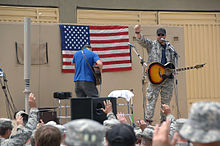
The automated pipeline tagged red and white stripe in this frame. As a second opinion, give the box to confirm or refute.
[62,25,132,73]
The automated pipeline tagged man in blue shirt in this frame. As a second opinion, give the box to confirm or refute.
[72,44,103,97]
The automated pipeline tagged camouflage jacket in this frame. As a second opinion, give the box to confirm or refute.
[166,114,176,138]
[103,112,120,130]
[0,108,38,146]
[137,34,178,67]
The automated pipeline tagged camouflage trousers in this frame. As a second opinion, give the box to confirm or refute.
[145,78,174,122]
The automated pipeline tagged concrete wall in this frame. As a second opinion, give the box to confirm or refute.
[0,0,220,23]
[0,22,186,124]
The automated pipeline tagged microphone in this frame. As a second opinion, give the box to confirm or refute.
[128,42,135,47]
[160,38,169,42]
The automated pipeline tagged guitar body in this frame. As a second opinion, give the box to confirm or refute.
[147,62,175,85]
[93,66,102,85]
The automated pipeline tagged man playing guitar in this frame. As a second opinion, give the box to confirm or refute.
[72,44,103,97]
[134,25,178,123]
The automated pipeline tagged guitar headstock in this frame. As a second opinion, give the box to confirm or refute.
[195,63,206,69]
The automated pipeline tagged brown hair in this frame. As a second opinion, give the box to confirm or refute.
[35,125,61,146]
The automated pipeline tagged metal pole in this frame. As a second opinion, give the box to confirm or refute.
[24,17,31,113]
[175,79,181,118]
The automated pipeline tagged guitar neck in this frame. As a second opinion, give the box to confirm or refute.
[175,66,197,72]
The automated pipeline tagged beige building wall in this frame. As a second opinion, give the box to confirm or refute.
[184,24,220,107]
[0,6,59,23]
[77,9,220,110]
[0,22,186,124]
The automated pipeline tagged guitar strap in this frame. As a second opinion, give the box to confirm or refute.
[81,50,97,80]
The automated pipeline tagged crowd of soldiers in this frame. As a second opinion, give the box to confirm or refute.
[0,92,220,146]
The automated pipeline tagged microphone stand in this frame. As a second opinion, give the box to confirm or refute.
[0,73,17,119]
[130,44,148,120]
[175,78,181,118]
[166,41,181,118]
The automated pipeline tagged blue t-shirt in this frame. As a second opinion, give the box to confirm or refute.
[72,48,100,82]
[161,44,167,65]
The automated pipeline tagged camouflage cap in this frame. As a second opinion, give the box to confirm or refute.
[64,119,105,146]
[141,127,154,141]
[175,118,187,132]
[0,118,13,129]
[180,102,220,143]
[134,128,142,139]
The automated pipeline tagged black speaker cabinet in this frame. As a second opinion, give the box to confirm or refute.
[71,97,117,124]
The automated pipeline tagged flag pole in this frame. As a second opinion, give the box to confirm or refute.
[24,17,31,113]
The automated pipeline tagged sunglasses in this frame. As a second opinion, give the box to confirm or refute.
[157,34,165,36]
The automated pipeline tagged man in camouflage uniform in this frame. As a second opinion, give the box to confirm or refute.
[135,104,176,146]
[180,102,220,146]
[64,119,106,146]
[134,25,178,123]
[0,93,38,146]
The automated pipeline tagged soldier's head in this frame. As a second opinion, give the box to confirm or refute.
[156,28,166,44]
[83,44,92,51]
[35,125,61,146]
[140,128,153,146]
[106,123,137,146]
[45,121,66,144]
[0,118,13,138]
[64,119,105,146]
[180,102,220,146]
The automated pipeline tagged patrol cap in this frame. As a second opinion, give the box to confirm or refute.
[175,118,187,132]
[141,127,154,141]
[64,119,105,146]
[0,118,13,129]
[106,123,137,146]
[83,44,91,49]
[180,102,220,143]
[156,28,166,35]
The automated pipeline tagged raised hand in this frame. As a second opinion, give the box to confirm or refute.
[29,93,37,108]
[136,119,148,131]
[101,100,112,114]
[117,112,128,124]
[161,104,171,116]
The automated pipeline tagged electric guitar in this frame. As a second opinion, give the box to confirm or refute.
[147,62,205,85]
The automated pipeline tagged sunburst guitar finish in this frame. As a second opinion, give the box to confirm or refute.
[147,62,205,85]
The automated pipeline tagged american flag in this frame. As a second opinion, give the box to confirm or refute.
[59,24,132,73]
